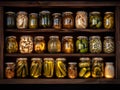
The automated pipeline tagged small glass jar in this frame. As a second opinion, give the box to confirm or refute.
[63,11,74,29]
[75,11,88,29]
[103,36,114,53]
[79,57,91,78]
[92,57,104,78]
[6,11,16,28]
[105,62,115,79]
[89,11,102,29]
[34,36,46,53]
[89,36,102,53]
[29,13,38,29]
[39,10,51,28]
[52,13,62,29]
[55,58,67,78]
[62,36,74,53]
[6,36,18,53]
[48,36,61,53]
[16,11,28,29]
[76,36,88,53]
[68,62,77,79]
[19,35,33,53]
[16,58,28,78]
[30,58,42,78]
[5,62,15,79]
[43,58,54,78]
[104,12,114,29]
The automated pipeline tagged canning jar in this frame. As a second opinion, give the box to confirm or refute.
[16,11,28,29]
[89,11,102,29]
[29,13,38,29]
[75,11,88,29]
[68,62,77,79]
[19,35,33,53]
[34,36,46,53]
[62,36,74,53]
[103,36,114,54]
[39,10,51,28]
[79,57,91,78]
[104,12,114,29]
[105,62,115,79]
[48,36,61,53]
[5,62,15,79]
[52,13,62,29]
[6,11,16,28]
[43,58,54,78]
[63,11,74,29]
[89,36,102,53]
[55,58,67,78]
[6,36,18,53]
[92,57,104,78]
[30,58,42,78]
[76,36,88,53]
[16,58,28,78]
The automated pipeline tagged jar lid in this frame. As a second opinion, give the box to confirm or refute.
[29,13,38,16]
[68,62,77,64]
[90,36,101,39]
[104,12,114,14]
[6,11,15,15]
[5,62,15,65]
[35,36,44,39]
[76,11,87,14]
[49,36,59,39]
[17,58,27,61]
[104,36,114,39]
[105,62,114,64]
[40,10,50,14]
[79,57,90,61]
[56,58,66,61]
[63,11,73,15]
[52,13,61,16]
[93,57,103,61]
[90,11,101,15]
[63,36,73,39]
[7,36,16,39]
[20,35,32,38]
[17,11,27,15]
[77,36,88,39]
[31,58,42,61]
[44,58,54,61]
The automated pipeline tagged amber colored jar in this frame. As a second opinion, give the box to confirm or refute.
[62,11,74,29]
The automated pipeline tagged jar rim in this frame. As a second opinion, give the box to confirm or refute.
[79,57,90,61]
[35,36,44,39]
[76,11,87,14]
[17,11,27,15]
[90,11,101,14]
[29,13,38,16]
[93,57,103,61]
[105,62,114,64]
[77,36,88,39]
[17,58,27,61]
[40,10,50,14]
[56,58,66,61]
[44,58,54,61]
[90,36,100,39]
[7,36,16,39]
[68,62,77,64]
[104,36,114,39]
[5,62,15,65]
[104,12,114,14]
[6,11,15,14]
[31,58,42,61]
[63,11,73,15]
[49,36,59,39]
[52,13,61,16]
[63,36,73,39]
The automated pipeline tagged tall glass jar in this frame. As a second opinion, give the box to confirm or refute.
[48,36,61,53]
[34,36,46,53]
[6,11,16,28]
[52,13,62,29]
[75,11,88,29]
[92,57,104,78]
[76,36,88,53]
[63,11,74,29]
[19,35,33,53]
[6,36,18,53]
[104,12,114,29]
[103,36,114,53]
[89,36,102,53]
[16,11,28,29]
[89,11,102,29]
[43,58,54,78]
[62,36,74,53]
[30,58,42,78]
[55,58,67,78]
[29,13,38,29]
[39,10,51,28]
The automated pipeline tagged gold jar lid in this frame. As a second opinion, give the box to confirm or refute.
[31,58,42,61]
[44,58,54,61]
[79,57,90,61]
[92,57,103,61]
[56,58,66,61]
[5,62,15,65]
[16,58,28,61]
[104,12,114,14]
[68,62,77,64]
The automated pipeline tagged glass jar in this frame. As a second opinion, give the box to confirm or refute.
[75,11,88,29]
[103,36,114,53]
[105,62,115,79]
[89,36,102,53]
[16,58,28,78]
[89,11,102,29]
[104,12,114,29]
[6,11,16,28]
[76,36,88,53]
[55,58,67,78]
[6,36,18,53]
[30,58,42,78]
[5,62,15,79]
[29,13,38,29]
[62,36,74,53]
[48,36,61,53]
[63,11,74,29]
[92,57,104,78]
[19,35,33,53]
[16,11,28,29]
[43,58,54,78]
[79,57,91,78]
[52,13,62,29]
[39,10,51,28]
[68,62,77,79]
[34,36,46,53]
